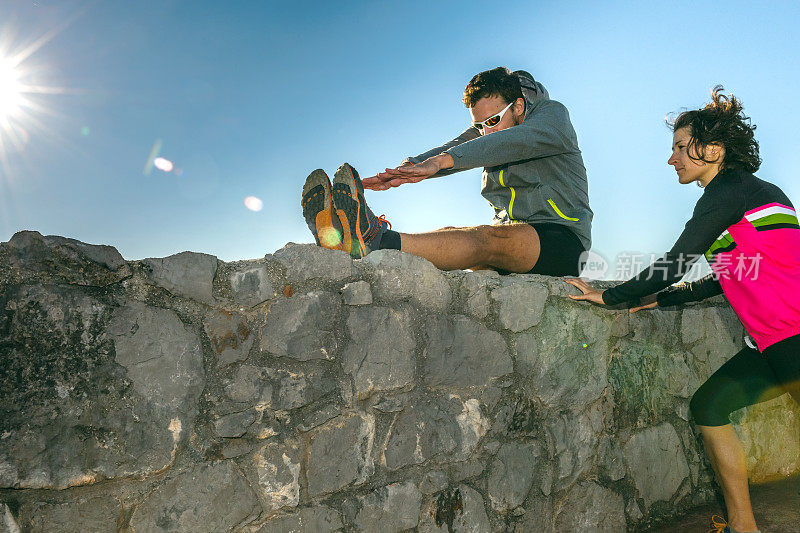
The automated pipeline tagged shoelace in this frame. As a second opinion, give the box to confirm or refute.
[709,514,728,533]
[377,214,391,230]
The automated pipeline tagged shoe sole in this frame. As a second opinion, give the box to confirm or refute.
[302,169,342,250]
[332,163,368,258]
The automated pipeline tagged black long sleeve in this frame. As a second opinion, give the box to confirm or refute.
[602,170,744,306]
[655,274,724,306]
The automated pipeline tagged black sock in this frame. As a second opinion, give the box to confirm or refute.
[380,230,401,250]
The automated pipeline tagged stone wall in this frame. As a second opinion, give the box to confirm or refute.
[0,231,797,532]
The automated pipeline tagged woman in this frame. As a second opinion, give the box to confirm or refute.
[567,86,800,533]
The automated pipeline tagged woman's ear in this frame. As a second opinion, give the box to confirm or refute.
[708,143,725,163]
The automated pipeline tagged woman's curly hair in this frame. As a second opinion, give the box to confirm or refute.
[668,85,761,173]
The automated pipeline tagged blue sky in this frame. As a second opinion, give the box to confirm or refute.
[1,1,799,277]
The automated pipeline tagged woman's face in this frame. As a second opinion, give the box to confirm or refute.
[667,126,722,186]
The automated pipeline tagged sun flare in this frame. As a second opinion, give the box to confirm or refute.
[0,56,24,121]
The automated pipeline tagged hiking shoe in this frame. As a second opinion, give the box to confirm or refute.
[708,515,761,533]
[331,162,391,258]
[301,169,343,250]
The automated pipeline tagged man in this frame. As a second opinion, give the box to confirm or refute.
[301,67,592,275]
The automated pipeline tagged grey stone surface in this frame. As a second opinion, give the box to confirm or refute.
[2,230,129,287]
[487,441,542,512]
[230,265,274,307]
[418,485,491,533]
[252,439,303,512]
[255,505,343,532]
[108,301,205,415]
[17,495,119,533]
[554,481,626,532]
[516,303,609,411]
[274,243,356,283]
[491,281,548,332]
[142,251,217,304]
[354,481,422,532]
[598,436,627,482]
[214,409,257,438]
[203,309,254,366]
[459,272,496,319]
[342,306,415,399]
[341,280,372,305]
[0,287,194,489]
[260,291,341,360]
[364,249,451,312]
[381,396,487,470]
[307,413,375,497]
[5,234,800,531]
[130,461,260,532]
[424,315,512,389]
[549,402,607,491]
[623,423,690,508]
[420,470,449,495]
[225,364,272,404]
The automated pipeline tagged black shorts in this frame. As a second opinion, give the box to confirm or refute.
[495,222,586,276]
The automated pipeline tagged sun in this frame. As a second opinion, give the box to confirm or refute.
[0,56,25,121]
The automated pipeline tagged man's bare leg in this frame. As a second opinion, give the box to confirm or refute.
[399,224,541,272]
[698,424,759,532]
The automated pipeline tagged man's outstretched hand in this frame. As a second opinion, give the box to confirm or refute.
[362,153,454,191]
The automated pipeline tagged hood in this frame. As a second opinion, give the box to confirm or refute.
[513,70,549,118]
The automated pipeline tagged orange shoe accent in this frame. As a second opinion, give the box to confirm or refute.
[315,208,342,250]
[708,515,727,533]
[335,209,359,257]
[377,214,391,230]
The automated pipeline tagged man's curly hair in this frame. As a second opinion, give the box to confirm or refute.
[463,67,523,108]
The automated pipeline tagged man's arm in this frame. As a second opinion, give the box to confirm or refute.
[404,126,481,178]
[446,102,578,171]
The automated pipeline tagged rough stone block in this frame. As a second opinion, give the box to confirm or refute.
[459,272,496,319]
[260,291,341,360]
[341,280,373,305]
[214,409,257,438]
[354,481,423,532]
[491,281,548,332]
[487,441,543,512]
[549,401,607,491]
[274,243,356,283]
[230,265,274,307]
[18,495,119,533]
[204,309,254,366]
[623,423,690,508]
[553,482,626,532]
[418,485,490,533]
[108,301,205,414]
[253,439,303,512]
[130,461,260,532]
[307,413,375,497]
[364,249,451,312]
[3,231,129,287]
[597,436,627,482]
[516,303,609,411]
[343,306,415,399]
[142,251,217,304]
[255,505,343,532]
[424,315,512,389]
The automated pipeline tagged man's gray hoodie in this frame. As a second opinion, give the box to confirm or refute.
[406,70,593,251]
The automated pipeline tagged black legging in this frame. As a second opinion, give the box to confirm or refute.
[690,334,800,426]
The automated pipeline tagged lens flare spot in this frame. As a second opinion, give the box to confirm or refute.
[80,126,90,136]
[319,227,342,248]
[582,343,588,349]
[244,196,263,211]
[153,157,174,172]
